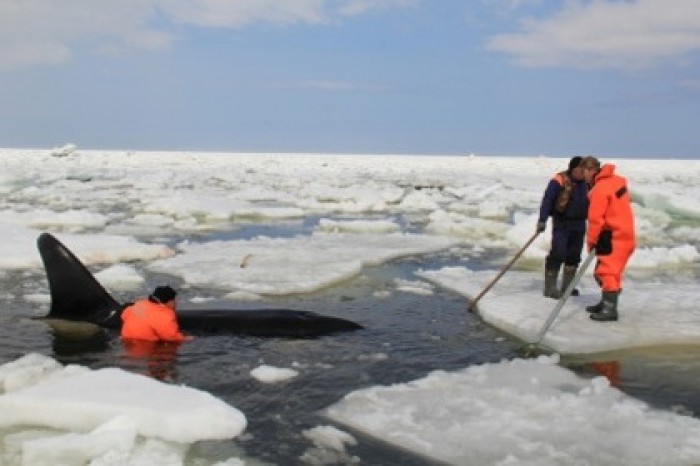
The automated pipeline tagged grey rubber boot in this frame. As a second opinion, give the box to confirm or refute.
[590,291,619,322]
[543,269,561,299]
[561,266,580,296]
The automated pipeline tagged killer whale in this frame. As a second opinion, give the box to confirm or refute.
[37,232,363,338]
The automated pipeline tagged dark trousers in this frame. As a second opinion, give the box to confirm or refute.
[545,228,585,271]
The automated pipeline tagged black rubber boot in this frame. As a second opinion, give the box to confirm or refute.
[590,291,619,322]
[586,297,603,314]
[561,266,580,296]
[543,269,561,299]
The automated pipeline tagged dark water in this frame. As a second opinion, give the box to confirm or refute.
[2,252,700,465]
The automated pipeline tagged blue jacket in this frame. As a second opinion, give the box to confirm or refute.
[538,171,589,231]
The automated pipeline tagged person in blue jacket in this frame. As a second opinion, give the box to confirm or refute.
[537,156,589,299]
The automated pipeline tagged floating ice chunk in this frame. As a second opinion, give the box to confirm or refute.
[150,232,459,295]
[0,355,247,444]
[94,263,145,289]
[317,218,400,234]
[250,365,299,383]
[49,144,77,158]
[326,357,700,465]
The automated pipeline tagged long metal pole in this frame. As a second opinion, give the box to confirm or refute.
[468,231,540,312]
[530,248,596,347]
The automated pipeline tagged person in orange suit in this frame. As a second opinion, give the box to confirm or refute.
[580,156,636,321]
[121,285,192,342]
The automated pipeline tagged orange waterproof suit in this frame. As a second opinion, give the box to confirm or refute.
[121,299,187,342]
[587,164,635,292]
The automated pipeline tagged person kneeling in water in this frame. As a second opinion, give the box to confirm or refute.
[121,285,192,342]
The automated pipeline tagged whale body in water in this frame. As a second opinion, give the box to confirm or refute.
[36,233,363,338]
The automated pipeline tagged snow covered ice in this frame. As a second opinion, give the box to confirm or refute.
[419,267,700,354]
[326,355,700,465]
[0,353,246,465]
[1,148,700,464]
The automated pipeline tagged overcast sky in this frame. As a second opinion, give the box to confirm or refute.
[1,0,698,158]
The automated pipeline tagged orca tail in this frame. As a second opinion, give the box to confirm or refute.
[37,233,122,327]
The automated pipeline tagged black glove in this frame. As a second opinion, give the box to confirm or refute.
[536,221,546,233]
[595,230,613,256]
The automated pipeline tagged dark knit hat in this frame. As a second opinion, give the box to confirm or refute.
[150,285,177,303]
[568,156,583,170]
[580,156,601,170]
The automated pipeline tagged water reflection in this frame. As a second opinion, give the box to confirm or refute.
[563,346,700,416]
[588,360,621,387]
[49,320,110,356]
[120,339,182,381]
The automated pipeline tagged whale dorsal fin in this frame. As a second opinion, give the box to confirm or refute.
[37,233,121,325]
